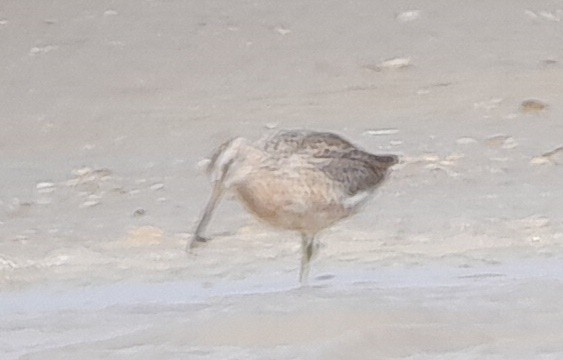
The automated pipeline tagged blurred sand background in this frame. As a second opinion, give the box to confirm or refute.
[1,0,563,358]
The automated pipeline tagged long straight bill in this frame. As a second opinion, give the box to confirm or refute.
[187,181,224,251]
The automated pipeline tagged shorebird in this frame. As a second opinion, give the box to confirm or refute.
[188,130,398,283]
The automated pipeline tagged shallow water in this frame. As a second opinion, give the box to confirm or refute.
[2,257,562,315]
[3,258,563,359]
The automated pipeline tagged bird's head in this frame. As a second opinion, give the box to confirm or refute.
[206,137,249,186]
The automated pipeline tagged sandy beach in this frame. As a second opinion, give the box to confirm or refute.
[1,0,563,358]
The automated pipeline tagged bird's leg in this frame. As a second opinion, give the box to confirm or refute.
[187,181,224,251]
[299,233,317,284]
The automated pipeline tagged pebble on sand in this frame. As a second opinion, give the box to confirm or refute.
[133,208,146,217]
[520,99,548,113]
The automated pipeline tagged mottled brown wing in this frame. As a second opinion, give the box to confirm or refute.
[299,132,356,156]
[319,150,398,195]
[261,130,308,154]
[262,130,356,157]
[261,130,398,194]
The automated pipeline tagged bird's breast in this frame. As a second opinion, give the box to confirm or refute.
[233,167,357,232]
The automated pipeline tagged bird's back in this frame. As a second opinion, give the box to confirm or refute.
[259,130,398,196]
[259,130,355,157]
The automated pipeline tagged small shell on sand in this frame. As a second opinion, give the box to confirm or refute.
[274,26,291,35]
[542,146,563,163]
[150,183,164,191]
[29,45,58,56]
[72,167,93,177]
[73,170,112,185]
[421,154,440,162]
[531,146,563,165]
[456,137,477,145]
[363,128,399,136]
[378,57,411,70]
[396,10,420,22]
[365,58,411,72]
[485,135,518,149]
[36,182,55,193]
[80,198,100,208]
[520,99,548,113]
[530,157,551,165]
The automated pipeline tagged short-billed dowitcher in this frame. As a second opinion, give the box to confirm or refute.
[188,130,398,283]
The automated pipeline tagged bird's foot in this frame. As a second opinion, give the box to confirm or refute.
[185,234,210,251]
[194,234,210,243]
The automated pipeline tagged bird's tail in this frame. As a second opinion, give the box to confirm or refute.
[372,154,399,168]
